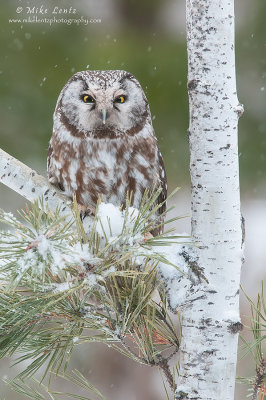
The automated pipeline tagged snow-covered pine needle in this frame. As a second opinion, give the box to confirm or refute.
[0,189,194,396]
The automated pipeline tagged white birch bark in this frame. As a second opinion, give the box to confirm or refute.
[0,148,72,217]
[176,1,244,399]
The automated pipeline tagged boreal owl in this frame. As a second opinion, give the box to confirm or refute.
[47,70,167,234]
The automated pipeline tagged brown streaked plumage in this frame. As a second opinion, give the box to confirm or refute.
[47,70,167,234]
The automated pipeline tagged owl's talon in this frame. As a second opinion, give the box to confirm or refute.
[48,176,65,192]
[144,232,154,242]
[78,204,95,220]
[80,208,95,220]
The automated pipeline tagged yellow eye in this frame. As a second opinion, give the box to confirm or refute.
[115,96,126,103]
[83,95,95,103]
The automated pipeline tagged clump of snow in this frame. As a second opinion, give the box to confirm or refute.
[1,212,19,225]
[66,242,95,265]
[145,243,199,311]
[37,235,50,259]
[156,244,190,310]
[83,273,98,288]
[17,249,46,276]
[95,203,142,247]
[0,228,100,287]
[102,266,116,276]
[34,236,98,275]
[54,282,73,293]
[96,203,124,239]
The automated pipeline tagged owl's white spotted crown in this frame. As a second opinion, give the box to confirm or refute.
[74,70,141,89]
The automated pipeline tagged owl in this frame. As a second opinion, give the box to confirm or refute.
[47,70,167,235]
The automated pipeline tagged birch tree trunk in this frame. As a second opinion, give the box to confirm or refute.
[176,1,244,399]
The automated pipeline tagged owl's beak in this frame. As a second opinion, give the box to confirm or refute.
[101,109,107,125]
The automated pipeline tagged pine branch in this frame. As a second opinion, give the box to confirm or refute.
[158,358,177,392]
[252,358,266,400]
[239,283,266,398]
[7,369,106,400]
[0,147,197,313]
[0,147,197,398]
[0,190,190,397]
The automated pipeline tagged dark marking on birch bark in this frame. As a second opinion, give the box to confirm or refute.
[219,144,230,150]
[202,349,218,357]
[180,249,207,282]
[187,79,199,91]
[175,390,189,399]
[227,321,243,334]
[241,214,245,247]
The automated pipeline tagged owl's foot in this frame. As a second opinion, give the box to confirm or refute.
[78,204,95,220]
[48,176,65,192]
[144,232,154,241]
[48,176,58,185]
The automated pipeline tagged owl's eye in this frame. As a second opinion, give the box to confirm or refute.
[115,95,126,104]
[83,95,95,103]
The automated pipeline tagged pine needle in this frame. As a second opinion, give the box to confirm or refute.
[0,189,188,398]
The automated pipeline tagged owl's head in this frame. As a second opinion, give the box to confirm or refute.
[55,70,151,137]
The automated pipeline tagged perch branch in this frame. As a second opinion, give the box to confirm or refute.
[252,358,266,400]
[0,147,72,216]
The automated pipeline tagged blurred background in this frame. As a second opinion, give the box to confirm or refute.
[0,0,265,398]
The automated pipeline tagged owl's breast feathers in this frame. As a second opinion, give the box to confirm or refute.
[48,126,167,217]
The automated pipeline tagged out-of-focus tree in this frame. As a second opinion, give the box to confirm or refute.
[116,0,162,29]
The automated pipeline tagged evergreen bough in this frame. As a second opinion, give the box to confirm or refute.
[0,189,187,399]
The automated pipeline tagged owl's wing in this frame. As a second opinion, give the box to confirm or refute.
[47,142,61,187]
[150,149,167,236]
[47,142,53,177]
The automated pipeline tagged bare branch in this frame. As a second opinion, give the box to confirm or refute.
[252,358,266,400]
[0,147,72,215]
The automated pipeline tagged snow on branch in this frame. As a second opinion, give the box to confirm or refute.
[0,147,72,217]
[0,147,201,314]
[0,179,195,394]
